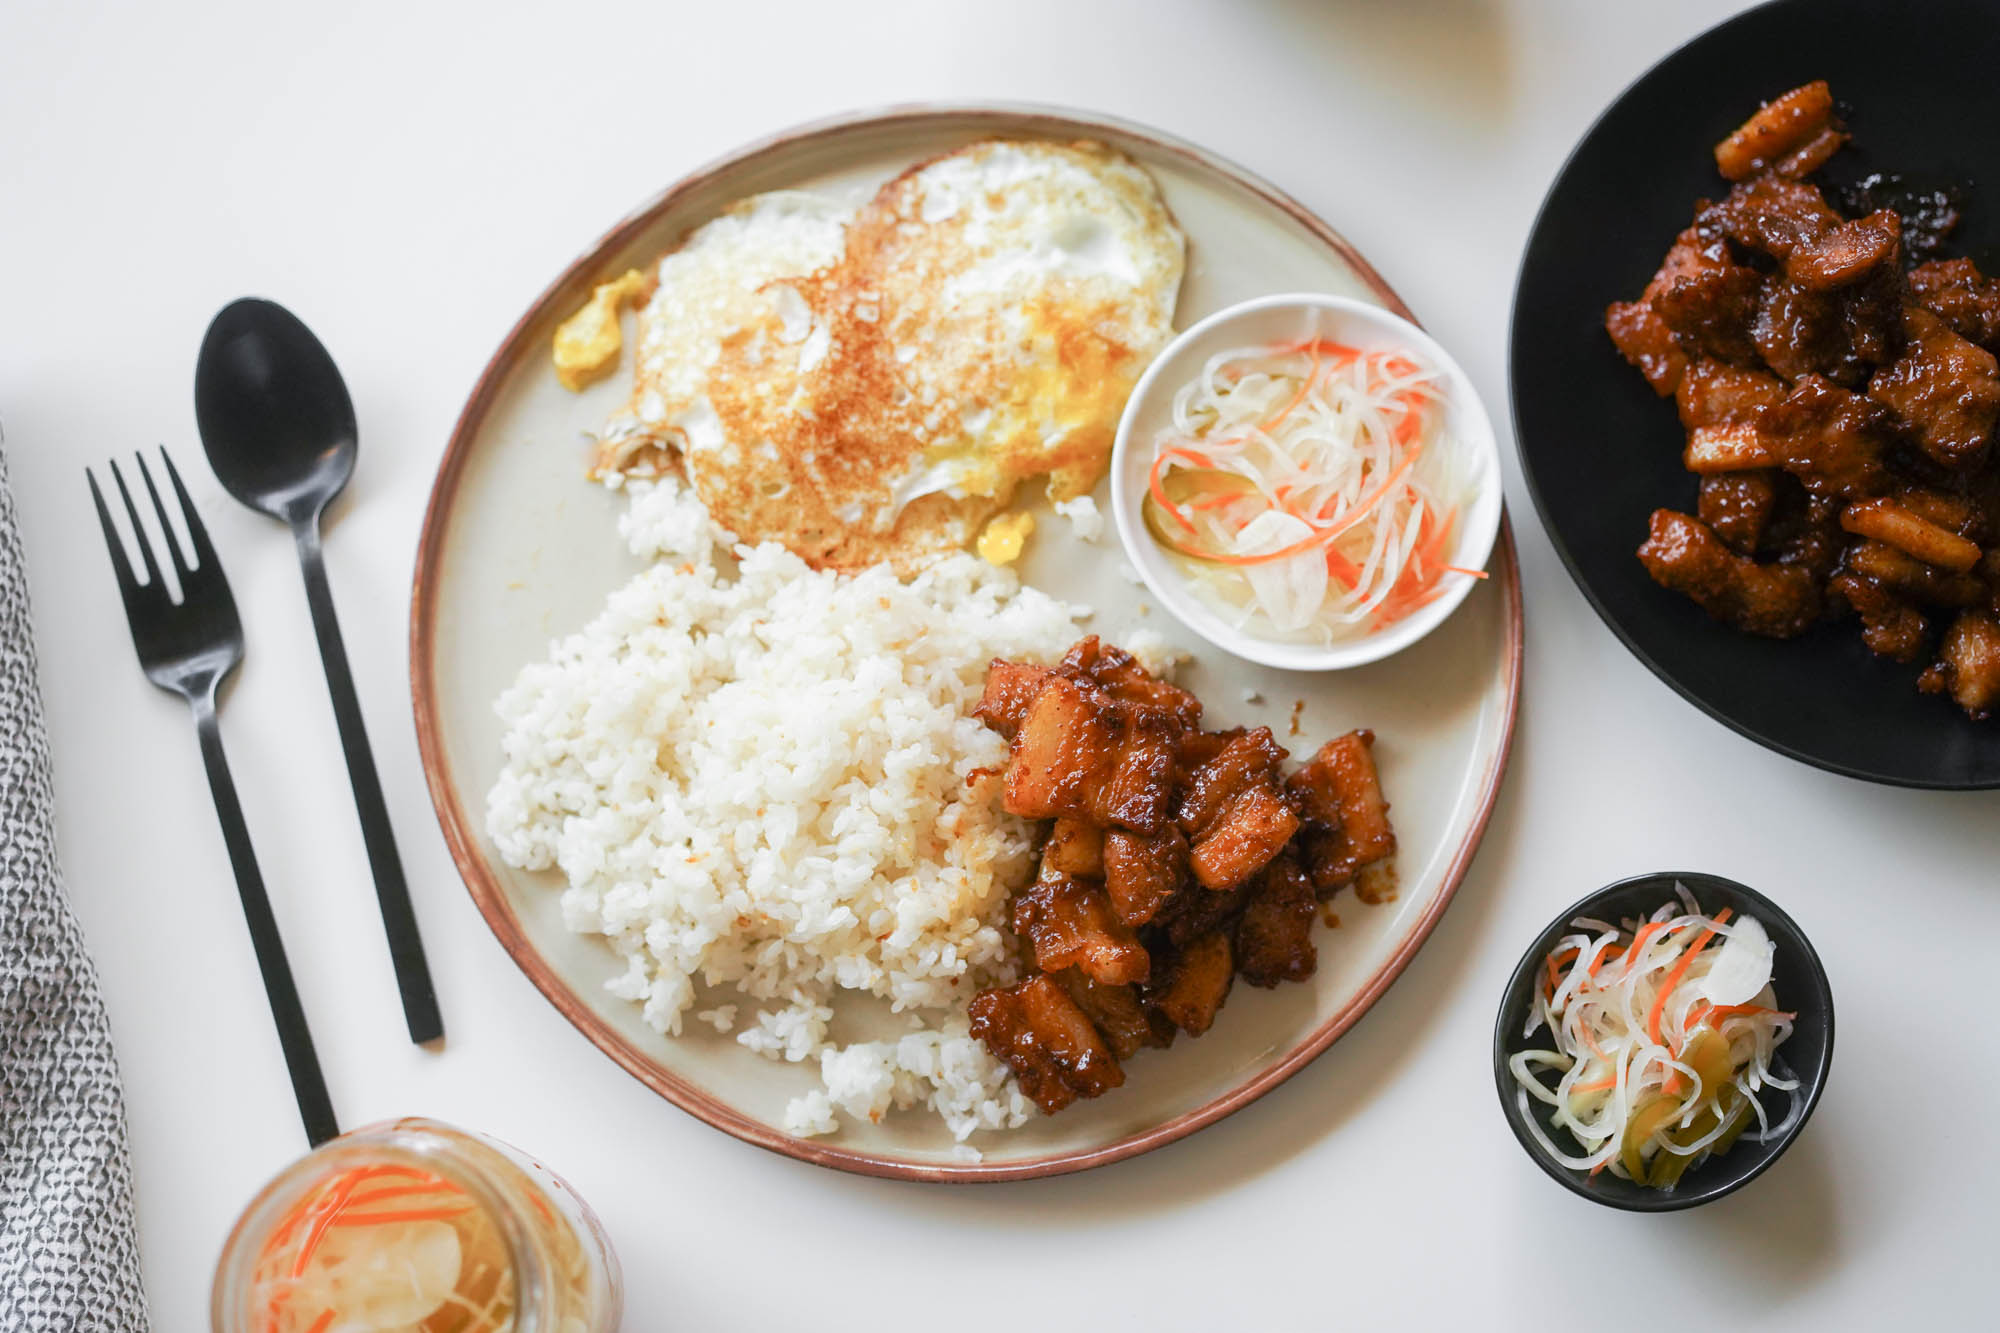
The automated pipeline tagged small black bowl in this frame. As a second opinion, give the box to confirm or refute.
[1492,872,1833,1211]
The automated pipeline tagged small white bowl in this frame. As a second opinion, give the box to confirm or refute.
[1110,293,1502,672]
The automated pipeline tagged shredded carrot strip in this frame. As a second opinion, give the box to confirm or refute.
[1621,922,1669,976]
[344,1181,463,1208]
[1647,909,1732,1045]
[305,1311,336,1333]
[1147,449,1196,534]
[1570,1075,1617,1094]
[290,1173,364,1279]
[1545,946,1579,993]
[1325,548,1362,589]
[330,1205,475,1226]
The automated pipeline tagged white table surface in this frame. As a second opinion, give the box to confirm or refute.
[5,1,1995,1328]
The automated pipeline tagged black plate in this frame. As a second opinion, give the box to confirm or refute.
[1492,872,1834,1212]
[1511,0,2000,788]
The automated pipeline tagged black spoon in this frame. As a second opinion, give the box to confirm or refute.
[195,297,443,1045]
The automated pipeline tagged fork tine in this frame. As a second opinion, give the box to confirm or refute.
[134,450,193,584]
[108,458,163,592]
[86,468,144,607]
[158,447,222,577]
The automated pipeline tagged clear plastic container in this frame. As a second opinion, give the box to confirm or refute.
[212,1117,622,1333]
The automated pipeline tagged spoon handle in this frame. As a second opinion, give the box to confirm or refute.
[192,687,340,1145]
[293,520,444,1044]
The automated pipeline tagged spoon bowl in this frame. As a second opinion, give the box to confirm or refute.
[195,298,356,525]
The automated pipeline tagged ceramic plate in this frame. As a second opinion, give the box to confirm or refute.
[1511,0,2000,788]
[412,105,1522,1179]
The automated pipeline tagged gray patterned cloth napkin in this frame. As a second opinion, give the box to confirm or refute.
[0,441,151,1330]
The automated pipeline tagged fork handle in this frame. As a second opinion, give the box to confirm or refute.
[293,520,444,1044]
[192,691,340,1146]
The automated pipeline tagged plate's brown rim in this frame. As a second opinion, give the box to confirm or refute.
[409,102,1526,1183]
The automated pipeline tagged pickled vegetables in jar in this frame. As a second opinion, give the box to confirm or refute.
[213,1118,620,1333]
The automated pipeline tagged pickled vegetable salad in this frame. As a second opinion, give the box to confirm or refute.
[1508,885,1801,1188]
[1142,339,1482,641]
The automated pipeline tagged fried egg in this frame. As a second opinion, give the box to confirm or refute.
[594,190,852,476]
[608,139,1185,570]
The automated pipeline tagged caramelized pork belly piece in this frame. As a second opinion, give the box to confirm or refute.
[969,975,1124,1114]
[1102,824,1187,927]
[1099,707,1179,833]
[1829,571,1929,662]
[973,659,1054,738]
[1752,269,1903,386]
[1606,226,1733,394]
[1003,674,1181,831]
[1056,636,1202,729]
[1286,730,1396,895]
[1714,81,1842,181]
[1638,509,1822,637]
[1234,855,1319,989]
[1684,422,1778,474]
[1653,260,1764,365]
[1866,308,2000,470]
[1004,675,1119,819]
[1897,487,1990,543]
[1677,360,1787,428]
[1839,496,1982,571]
[1606,298,1688,396]
[1703,175,1840,261]
[1909,258,2000,351]
[1011,866,1149,986]
[1172,726,1238,783]
[1786,210,1901,292]
[1174,728,1299,890]
[1175,728,1288,835]
[1050,968,1173,1062]
[1152,874,1253,949]
[1042,816,1104,877]
[1846,539,1986,608]
[1920,611,2000,718]
[1763,375,1894,503]
[1187,785,1299,891]
[1698,472,1782,554]
[1147,932,1234,1037]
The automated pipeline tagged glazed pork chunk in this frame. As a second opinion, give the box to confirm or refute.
[1146,932,1234,1037]
[1866,308,2000,469]
[1909,258,2000,351]
[969,976,1124,1114]
[1286,730,1397,896]
[1638,510,1821,637]
[1174,728,1298,890]
[1713,80,1844,181]
[1233,855,1319,988]
[1012,865,1149,987]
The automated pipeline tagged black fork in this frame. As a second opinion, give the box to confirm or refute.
[88,448,338,1145]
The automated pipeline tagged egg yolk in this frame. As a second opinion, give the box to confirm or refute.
[976,511,1035,565]
[552,268,650,391]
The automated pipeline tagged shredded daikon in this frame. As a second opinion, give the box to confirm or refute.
[1508,885,1799,1189]
[1142,339,1480,642]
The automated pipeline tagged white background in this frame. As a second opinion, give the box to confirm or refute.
[5,1,1995,1328]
